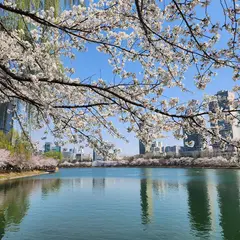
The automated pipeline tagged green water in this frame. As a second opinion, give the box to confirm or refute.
[0,168,239,240]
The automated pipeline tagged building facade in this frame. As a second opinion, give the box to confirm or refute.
[139,140,146,155]
[165,145,181,155]
[183,132,204,152]
[93,150,104,161]
[44,142,52,153]
[0,102,13,134]
[52,146,61,152]
[150,141,162,153]
[209,91,240,150]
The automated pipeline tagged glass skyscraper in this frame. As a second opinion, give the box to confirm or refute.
[209,90,240,150]
[0,102,13,134]
[139,140,146,155]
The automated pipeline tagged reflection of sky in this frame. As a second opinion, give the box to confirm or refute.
[2,168,240,239]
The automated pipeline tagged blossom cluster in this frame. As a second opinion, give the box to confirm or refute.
[0,149,58,170]
[0,0,239,157]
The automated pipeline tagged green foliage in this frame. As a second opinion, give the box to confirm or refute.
[43,151,63,161]
[0,130,32,160]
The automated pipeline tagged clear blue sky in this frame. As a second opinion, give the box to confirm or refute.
[32,1,236,156]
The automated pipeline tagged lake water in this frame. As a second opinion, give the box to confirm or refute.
[0,168,240,240]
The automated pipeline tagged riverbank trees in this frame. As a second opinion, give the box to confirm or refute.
[0,130,58,171]
[0,0,239,158]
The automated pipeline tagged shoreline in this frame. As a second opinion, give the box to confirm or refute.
[59,165,240,170]
[0,170,49,181]
[59,156,240,170]
[1,164,240,180]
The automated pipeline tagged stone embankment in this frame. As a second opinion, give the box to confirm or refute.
[0,170,49,181]
[59,156,240,169]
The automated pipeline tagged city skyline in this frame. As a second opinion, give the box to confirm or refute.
[1,89,239,157]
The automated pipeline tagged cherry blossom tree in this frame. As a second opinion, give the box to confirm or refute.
[0,0,239,158]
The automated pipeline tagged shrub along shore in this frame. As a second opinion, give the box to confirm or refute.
[59,156,240,169]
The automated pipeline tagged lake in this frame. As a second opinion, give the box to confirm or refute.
[0,168,239,240]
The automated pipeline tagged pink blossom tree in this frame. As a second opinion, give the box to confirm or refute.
[0,0,239,157]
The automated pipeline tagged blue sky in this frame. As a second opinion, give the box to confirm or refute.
[32,1,236,156]
[32,44,234,156]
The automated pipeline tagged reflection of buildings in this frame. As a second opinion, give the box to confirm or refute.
[92,169,106,193]
[92,178,105,191]
[217,171,240,240]
[152,179,167,196]
[152,179,181,196]
[186,171,211,237]
[140,169,153,224]
[206,172,219,233]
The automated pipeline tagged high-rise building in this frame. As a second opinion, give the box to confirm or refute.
[62,151,74,161]
[165,145,181,154]
[209,90,240,150]
[93,150,104,161]
[75,153,82,161]
[150,141,162,153]
[139,140,146,155]
[182,106,205,152]
[0,102,13,134]
[52,146,61,152]
[183,131,204,152]
[44,142,52,153]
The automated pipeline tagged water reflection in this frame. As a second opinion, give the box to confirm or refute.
[0,169,240,240]
[217,171,240,240]
[140,169,153,225]
[92,178,105,193]
[0,180,33,239]
[186,170,211,238]
[152,179,180,196]
[0,178,62,239]
[206,171,219,233]
[42,179,62,197]
[152,179,167,196]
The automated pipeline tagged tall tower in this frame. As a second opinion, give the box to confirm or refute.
[0,102,13,134]
[93,150,104,161]
[44,142,52,153]
[139,140,146,155]
[209,90,240,150]
[183,131,204,151]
